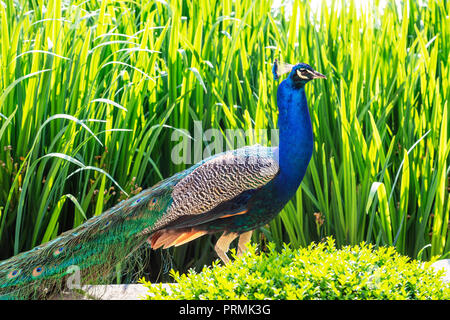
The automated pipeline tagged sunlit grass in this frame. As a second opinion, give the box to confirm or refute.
[0,0,448,281]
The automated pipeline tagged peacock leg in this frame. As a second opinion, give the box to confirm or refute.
[214,232,239,263]
[237,231,252,256]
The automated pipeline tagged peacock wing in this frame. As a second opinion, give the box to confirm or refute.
[147,145,279,249]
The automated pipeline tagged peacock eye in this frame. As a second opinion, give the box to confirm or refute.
[53,246,65,257]
[32,266,45,277]
[7,269,21,279]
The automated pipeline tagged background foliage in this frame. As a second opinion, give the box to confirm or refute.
[0,0,449,282]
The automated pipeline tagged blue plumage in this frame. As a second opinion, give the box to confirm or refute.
[271,63,325,199]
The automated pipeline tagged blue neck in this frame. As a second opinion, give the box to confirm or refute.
[273,81,313,202]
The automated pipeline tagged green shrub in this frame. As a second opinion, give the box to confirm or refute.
[140,238,450,300]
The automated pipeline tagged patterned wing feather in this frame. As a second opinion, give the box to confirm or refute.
[151,145,279,231]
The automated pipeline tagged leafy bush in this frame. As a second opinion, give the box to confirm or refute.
[141,238,450,300]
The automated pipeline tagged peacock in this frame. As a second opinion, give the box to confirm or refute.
[0,60,325,299]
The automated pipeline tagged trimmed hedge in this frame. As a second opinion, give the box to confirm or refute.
[141,238,450,300]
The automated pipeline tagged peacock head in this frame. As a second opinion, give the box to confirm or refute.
[273,60,326,88]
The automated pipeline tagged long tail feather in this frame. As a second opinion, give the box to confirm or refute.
[0,178,176,300]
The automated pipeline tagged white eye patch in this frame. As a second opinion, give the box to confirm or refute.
[296,69,309,80]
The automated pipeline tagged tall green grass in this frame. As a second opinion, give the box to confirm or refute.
[0,0,448,280]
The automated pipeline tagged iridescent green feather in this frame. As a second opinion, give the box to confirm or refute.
[0,174,180,299]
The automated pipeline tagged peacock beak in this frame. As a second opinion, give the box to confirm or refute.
[312,71,326,79]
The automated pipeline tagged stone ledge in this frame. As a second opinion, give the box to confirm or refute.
[431,259,450,283]
[53,283,173,300]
